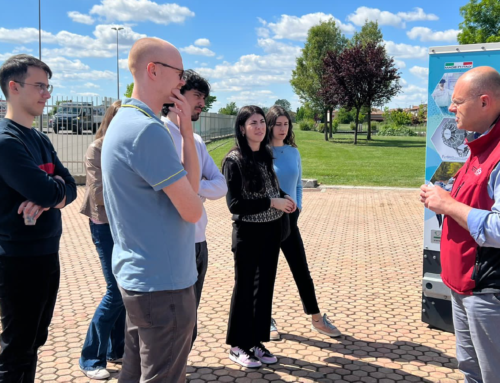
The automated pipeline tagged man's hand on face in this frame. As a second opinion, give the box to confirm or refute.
[420,184,454,215]
[169,89,193,137]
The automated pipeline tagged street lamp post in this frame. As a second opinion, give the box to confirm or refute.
[111,27,124,100]
[39,0,43,131]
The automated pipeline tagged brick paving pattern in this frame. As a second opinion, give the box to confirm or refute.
[31,187,462,382]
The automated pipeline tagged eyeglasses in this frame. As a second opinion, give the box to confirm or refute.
[450,95,481,108]
[13,81,53,95]
[152,61,185,80]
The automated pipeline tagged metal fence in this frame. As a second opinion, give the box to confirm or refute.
[0,96,236,175]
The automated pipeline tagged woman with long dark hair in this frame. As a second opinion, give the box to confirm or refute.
[79,101,125,380]
[223,105,296,368]
[266,105,342,340]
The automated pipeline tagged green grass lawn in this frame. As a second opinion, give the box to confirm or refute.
[207,130,426,188]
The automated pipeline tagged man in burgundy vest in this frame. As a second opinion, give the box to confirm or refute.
[421,66,500,383]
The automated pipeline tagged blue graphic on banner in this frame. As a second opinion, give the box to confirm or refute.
[423,48,500,250]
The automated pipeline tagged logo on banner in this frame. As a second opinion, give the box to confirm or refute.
[445,62,473,69]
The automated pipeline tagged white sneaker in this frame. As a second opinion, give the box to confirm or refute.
[311,314,342,338]
[229,346,262,368]
[80,367,111,380]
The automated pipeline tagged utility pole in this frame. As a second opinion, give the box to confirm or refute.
[111,27,124,100]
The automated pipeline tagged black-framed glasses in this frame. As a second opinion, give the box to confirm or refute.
[152,61,185,80]
[13,81,53,95]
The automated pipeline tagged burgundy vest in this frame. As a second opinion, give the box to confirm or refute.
[441,119,500,294]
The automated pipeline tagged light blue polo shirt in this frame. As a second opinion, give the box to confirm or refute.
[101,98,197,292]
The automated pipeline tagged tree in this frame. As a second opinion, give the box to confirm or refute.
[458,0,500,44]
[203,95,217,112]
[350,20,385,139]
[290,19,348,141]
[218,102,239,115]
[124,83,134,98]
[351,21,383,47]
[321,42,401,145]
[274,99,291,112]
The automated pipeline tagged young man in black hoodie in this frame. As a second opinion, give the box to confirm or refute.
[0,55,77,382]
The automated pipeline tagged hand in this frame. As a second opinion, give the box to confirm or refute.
[420,184,453,215]
[18,201,49,220]
[271,198,295,213]
[169,89,193,136]
[284,195,297,212]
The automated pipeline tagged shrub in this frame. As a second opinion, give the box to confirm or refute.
[298,119,315,131]
[370,121,378,131]
[350,121,356,130]
[376,124,417,136]
[332,119,339,133]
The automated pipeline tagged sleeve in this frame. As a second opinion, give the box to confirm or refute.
[296,150,303,210]
[198,140,228,200]
[85,143,104,206]
[53,149,77,206]
[467,162,500,247]
[0,134,67,208]
[223,158,271,215]
[130,123,187,191]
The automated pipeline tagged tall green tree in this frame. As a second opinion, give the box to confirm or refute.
[458,0,500,44]
[218,102,239,115]
[124,83,134,98]
[274,99,292,112]
[203,95,217,112]
[290,19,348,141]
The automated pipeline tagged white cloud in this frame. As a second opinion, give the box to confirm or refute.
[68,11,95,25]
[257,38,302,56]
[55,70,116,81]
[43,57,90,72]
[384,40,427,59]
[348,7,403,28]
[194,38,210,47]
[227,90,277,107]
[407,27,460,42]
[398,8,439,22]
[84,82,100,89]
[90,0,195,25]
[216,55,224,60]
[180,45,216,57]
[409,66,429,80]
[119,58,129,69]
[1,25,147,59]
[347,7,438,28]
[256,27,270,38]
[394,60,406,69]
[261,13,355,41]
[393,84,427,106]
[0,47,34,61]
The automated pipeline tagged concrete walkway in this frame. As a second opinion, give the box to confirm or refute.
[33,187,462,382]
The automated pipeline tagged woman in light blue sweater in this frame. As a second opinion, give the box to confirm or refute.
[266,105,342,340]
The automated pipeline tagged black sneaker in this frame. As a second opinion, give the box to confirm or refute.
[252,343,278,364]
[229,346,262,368]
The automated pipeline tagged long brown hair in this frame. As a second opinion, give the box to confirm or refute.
[95,100,121,140]
[266,105,297,148]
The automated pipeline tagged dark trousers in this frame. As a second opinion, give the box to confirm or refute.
[226,219,281,349]
[80,222,125,371]
[118,286,196,383]
[280,209,320,315]
[0,253,60,383]
[191,241,208,348]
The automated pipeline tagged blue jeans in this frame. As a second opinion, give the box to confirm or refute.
[452,290,500,383]
[80,221,126,371]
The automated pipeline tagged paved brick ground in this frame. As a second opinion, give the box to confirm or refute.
[31,187,462,382]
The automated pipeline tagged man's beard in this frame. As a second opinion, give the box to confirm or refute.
[191,112,201,121]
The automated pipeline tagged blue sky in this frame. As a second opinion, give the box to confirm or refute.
[0,0,469,111]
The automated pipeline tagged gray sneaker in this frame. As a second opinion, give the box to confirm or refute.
[270,318,280,341]
[311,314,341,338]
